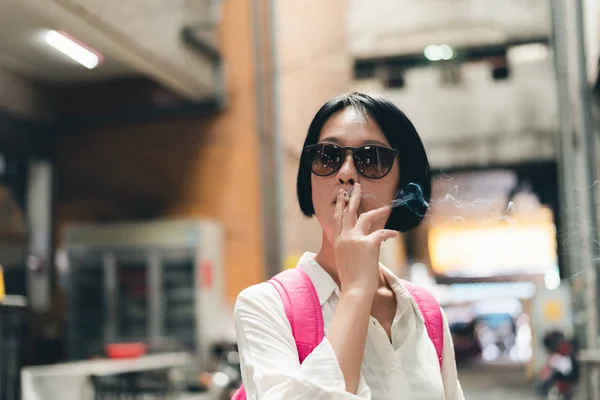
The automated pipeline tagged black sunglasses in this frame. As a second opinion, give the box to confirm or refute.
[304,143,399,180]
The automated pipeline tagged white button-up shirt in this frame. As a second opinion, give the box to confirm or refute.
[234,252,465,400]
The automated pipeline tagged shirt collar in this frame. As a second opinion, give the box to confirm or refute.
[296,252,339,306]
[296,252,420,322]
[380,265,420,321]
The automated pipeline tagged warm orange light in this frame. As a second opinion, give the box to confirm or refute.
[428,222,557,276]
[0,265,4,302]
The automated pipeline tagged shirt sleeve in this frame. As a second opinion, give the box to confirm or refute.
[234,283,371,400]
[440,309,465,400]
[549,354,573,375]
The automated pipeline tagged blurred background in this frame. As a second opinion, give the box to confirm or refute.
[0,0,599,398]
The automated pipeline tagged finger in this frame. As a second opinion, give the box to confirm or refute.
[356,204,392,234]
[368,229,399,245]
[342,184,361,231]
[333,188,347,238]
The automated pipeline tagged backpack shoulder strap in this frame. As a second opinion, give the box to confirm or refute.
[402,281,444,368]
[269,268,325,363]
[231,269,324,400]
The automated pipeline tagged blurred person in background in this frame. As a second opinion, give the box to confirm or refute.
[234,92,464,399]
[535,330,579,399]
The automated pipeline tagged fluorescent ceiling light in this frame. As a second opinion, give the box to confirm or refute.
[44,30,100,69]
[424,44,455,61]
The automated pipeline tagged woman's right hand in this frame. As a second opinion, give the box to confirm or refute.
[333,183,399,297]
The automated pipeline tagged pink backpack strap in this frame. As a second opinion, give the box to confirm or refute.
[231,268,324,400]
[403,281,444,368]
[268,268,325,362]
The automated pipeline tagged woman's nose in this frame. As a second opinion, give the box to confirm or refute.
[337,153,358,185]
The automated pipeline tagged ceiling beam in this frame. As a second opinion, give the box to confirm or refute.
[16,0,214,100]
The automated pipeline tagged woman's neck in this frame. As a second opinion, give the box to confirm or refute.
[315,233,341,288]
[314,232,388,291]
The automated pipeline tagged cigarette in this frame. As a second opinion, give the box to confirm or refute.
[343,190,350,202]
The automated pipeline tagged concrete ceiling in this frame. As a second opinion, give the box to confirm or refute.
[0,0,135,84]
[0,0,218,100]
[347,0,551,58]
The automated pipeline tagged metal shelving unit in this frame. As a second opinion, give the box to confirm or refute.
[63,220,225,369]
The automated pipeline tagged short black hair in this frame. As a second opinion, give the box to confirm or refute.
[296,92,431,232]
[542,330,566,354]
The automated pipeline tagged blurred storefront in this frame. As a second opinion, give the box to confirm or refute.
[0,0,282,373]
[402,168,562,373]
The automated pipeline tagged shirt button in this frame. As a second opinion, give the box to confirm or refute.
[389,362,398,371]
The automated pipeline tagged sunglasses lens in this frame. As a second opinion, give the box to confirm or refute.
[354,146,396,179]
[308,144,343,176]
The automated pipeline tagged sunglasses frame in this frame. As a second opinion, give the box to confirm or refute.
[303,143,399,180]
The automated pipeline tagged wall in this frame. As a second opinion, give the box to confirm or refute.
[585,0,600,82]
[55,0,265,301]
[356,58,558,168]
[347,0,551,57]
[274,0,352,261]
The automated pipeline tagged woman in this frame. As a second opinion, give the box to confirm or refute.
[234,92,464,399]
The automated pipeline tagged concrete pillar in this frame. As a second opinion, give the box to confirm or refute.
[550,0,600,397]
[26,161,54,313]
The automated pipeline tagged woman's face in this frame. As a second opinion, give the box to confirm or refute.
[311,107,400,244]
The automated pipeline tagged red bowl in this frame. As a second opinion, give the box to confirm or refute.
[104,342,148,359]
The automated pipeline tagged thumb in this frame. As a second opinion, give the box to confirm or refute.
[368,229,399,245]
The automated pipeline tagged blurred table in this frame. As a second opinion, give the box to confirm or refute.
[22,351,193,400]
